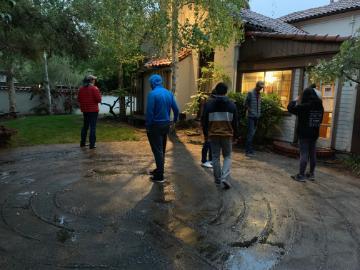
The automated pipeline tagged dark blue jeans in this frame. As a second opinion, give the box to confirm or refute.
[245,117,258,153]
[147,124,170,177]
[299,138,317,175]
[81,112,98,147]
[201,141,212,163]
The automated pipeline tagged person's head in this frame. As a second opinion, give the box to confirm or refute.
[214,82,228,96]
[83,75,97,86]
[310,83,317,89]
[255,81,265,92]
[87,75,97,83]
[301,87,319,104]
[149,74,163,89]
[211,88,217,95]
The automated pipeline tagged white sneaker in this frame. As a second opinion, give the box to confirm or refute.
[201,161,213,168]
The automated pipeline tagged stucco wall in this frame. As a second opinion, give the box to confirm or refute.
[176,52,198,113]
[0,90,76,114]
[143,53,199,116]
[294,11,360,36]
[0,91,40,114]
[214,40,239,91]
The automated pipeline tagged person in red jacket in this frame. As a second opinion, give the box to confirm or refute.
[77,75,102,149]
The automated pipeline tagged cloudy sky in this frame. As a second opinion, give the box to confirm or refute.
[250,0,332,18]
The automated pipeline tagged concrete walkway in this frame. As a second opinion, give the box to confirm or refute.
[0,135,359,270]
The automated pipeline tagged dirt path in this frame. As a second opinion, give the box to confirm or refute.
[0,135,359,270]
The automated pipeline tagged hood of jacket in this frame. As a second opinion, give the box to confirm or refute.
[149,74,163,89]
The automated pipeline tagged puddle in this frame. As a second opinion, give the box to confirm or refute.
[56,229,72,243]
[20,178,35,184]
[225,245,282,270]
[1,171,17,179]
[56,228,77,243]
[17,191,35,196]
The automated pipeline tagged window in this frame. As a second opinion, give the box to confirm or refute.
[241,70,292,108]
[319,83,335,139]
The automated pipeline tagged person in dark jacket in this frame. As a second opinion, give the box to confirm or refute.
[77,75,102,149]
[288,87,324,182]
[200,89,217,169]
[146,74,179,183]
[202,83,239,190]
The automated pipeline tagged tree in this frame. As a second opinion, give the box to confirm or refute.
[0,0,92,114]
[145,0,248,93]
[0,0,45,115]
[311,33,360,85]
[73,0,150,118]
[0,0,15,24]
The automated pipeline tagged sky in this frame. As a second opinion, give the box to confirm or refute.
[249,0,332,18]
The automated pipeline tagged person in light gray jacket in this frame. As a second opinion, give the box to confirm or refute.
[244,81,264,156]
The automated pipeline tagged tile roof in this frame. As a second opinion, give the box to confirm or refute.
[144,49,192,69]
[280,0,360,23]
[240,9,307,34]
[246,31,351,42]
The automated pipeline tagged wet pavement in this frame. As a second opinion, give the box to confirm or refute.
[0,134,359,270]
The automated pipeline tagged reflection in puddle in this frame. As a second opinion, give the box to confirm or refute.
[226,245,281,270]
[17,191,35,196]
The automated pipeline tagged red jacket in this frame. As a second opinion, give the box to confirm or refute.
[77,85,102,112]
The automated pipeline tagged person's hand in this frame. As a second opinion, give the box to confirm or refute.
[295,96,300,102]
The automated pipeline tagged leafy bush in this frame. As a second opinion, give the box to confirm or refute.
[343,155,360,177]
[185,62,231,116]
[228,92,283,143]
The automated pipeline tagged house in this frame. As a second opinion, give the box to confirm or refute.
[136,0,360,153]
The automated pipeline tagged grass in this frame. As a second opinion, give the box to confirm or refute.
[1,114,138,147]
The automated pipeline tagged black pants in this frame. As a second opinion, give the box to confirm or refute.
[201,141,212,163]
[81,112,98,147]
[299,138,317,175]
[147,124,170,177]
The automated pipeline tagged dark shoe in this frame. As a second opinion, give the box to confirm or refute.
[291,174,306,182]
[80,143,88,147]
[222,180,231,190]
[150,175,165,183]
[89,145,96,149]
[149,169,159,175]
[306,173,315,181]
[245,151,255,157]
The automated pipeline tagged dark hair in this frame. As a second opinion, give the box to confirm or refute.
[301,87,320,104]
[310,83,317,89]
[215,82,228,95]
[82,76,90,87]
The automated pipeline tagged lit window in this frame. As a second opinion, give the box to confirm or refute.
[241,70,292,108]
[319,83,335,139]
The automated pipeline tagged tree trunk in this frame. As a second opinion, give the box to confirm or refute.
[6,62,16,115]
[118,64,126,118]
[171,0,179,93]
[43,51,52,114]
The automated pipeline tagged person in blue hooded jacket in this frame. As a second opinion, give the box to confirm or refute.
[146,74,179,183]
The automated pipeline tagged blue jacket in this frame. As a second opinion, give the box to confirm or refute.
[146,74,179,127]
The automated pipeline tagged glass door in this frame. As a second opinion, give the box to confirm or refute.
[318,82,336,148]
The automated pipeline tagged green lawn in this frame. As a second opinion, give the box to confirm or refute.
[1,115,138,147]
